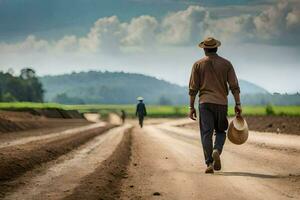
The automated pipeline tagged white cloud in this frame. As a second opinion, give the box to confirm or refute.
[0,35,49,54]
[54,35,78,52]
[286,8,300,28]
[253,0,300,43]
[0,0,300,56]
[204,14,255,44]
[77,15,159,53]
[254,0,288,39]
[78,16,124,53]
[158,5,208,45]
[122,15,158,47]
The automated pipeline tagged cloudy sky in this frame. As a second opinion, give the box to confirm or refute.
[0,0,299,93]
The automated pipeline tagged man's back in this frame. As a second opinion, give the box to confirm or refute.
[189,52,240,105]
[136,102,147,116]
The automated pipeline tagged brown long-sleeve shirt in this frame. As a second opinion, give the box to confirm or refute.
[189,52,240,105]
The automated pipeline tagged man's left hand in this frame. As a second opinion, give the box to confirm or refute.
[189,107,197,120]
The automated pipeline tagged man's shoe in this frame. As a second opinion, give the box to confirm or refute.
[212,149,221,171]
[205,164,214,174]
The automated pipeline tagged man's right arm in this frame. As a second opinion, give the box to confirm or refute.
[143,104,147,116]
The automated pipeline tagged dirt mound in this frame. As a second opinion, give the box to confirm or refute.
[66,110,84,119]
[244,115,300,135]
[31,108,84,119]
[64,128,132,200]
[0,111,47,133]
[1,108,84,119]
[0,110,85,134]
[178,116,300,135]
[0,111,42,120]
[0,124,115,186]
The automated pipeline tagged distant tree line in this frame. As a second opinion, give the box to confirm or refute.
[53,93,85,104]
[0,68,44,102]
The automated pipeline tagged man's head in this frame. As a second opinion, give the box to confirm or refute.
[199,37,221,51]
[137,96,144,102]
[204,47,218,54]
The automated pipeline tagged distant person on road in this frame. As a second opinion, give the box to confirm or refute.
[188,37,242,173]
[121,110,126,124]
[136,97,147,128]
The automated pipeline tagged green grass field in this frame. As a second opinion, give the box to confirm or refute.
[0,102,300,117]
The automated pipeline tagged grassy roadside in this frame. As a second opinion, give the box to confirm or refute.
[0,102,300,117]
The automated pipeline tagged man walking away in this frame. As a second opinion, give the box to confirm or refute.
[121,110,126,124]
[136,97,147,128]
[188,37,242,174]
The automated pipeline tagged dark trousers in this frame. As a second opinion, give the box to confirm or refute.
[138,115,144,127]
[199,103,228,166]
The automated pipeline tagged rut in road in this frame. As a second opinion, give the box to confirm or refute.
[0,122,105,149]
[64,125,132,200]
[3,125,132,200]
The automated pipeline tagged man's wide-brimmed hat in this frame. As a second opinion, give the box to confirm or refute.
[227,116,249,145]
[198,37,221,49]
[137,96,144,101]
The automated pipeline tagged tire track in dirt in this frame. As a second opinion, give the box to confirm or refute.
[3,125,132,200]
[0,122,105,149]
[0,123,115,195]
[64,125,132,200]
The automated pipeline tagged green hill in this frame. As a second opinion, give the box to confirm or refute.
[40,71,187,105]
[40,71,270,105]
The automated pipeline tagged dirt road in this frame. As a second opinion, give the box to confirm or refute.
[122,120,300,200]
[1,119,299,200]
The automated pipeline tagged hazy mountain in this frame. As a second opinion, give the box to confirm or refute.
[239,80,269,94]
[40,71,269,105]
